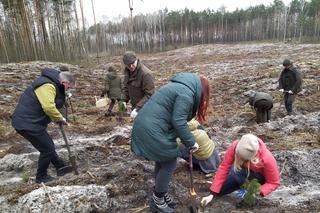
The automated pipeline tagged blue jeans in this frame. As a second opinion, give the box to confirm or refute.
[217,167,265,196]
[154,159,177,195]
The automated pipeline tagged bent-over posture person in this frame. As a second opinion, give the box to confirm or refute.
[178,118,221,174]
[12,68,75,183]
[201,134,280,206]
[249,92,273,123]
[131,73,211,212]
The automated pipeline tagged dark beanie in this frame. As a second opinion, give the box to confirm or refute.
[283,59,292,66]
[123,51,137,65]
[59,65,69,71]
[108,65,116,72]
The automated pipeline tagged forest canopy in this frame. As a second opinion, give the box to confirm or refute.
[0,0,319,63]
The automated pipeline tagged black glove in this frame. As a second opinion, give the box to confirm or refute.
[56,118,68,126]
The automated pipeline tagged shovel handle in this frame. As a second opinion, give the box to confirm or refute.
[189,149,196,196]
[59,124,79,175]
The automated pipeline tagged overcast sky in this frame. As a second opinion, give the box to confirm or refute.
[81,0,291,25]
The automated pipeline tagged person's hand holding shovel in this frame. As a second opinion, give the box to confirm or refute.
[56,117,68,126]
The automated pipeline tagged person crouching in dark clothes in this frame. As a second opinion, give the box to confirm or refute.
[249,92,273,123]
[11,68,75,184]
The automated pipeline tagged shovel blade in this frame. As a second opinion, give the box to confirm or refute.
[70,155,79,175]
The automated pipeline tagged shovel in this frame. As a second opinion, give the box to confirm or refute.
[188,148,198,213]
[59,124,79,175]
[189,148,197,196]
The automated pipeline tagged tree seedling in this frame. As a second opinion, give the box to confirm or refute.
[240,179,261,207]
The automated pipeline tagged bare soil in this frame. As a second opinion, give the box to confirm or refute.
[0,42,319,212]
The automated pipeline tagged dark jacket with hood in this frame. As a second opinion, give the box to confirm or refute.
[249,92,273,109]
[123,60,155,110]
[12,69,65,132]
[279,66,302,94]
[131,73,202,162]
[104,71,123,99]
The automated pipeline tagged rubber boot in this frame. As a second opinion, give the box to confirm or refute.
[150,193,174,213]
[57,165,73,176]
[35,175,55,184]
[164,193,178,209]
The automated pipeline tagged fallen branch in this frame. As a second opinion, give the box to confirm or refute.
[41,183,54,204]
[131,205,149,213]
[279,158,287,176]
[86,171,96,180]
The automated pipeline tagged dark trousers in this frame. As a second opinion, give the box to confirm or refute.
[284,93,296,113]
[255,100,273,123]
[217,167,265,196]
[107,98,120,112]
[154,159,177,195]
[17,129,65,178]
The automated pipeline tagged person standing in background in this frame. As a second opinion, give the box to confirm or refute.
[278,59,302,115]
[122,51,155,118]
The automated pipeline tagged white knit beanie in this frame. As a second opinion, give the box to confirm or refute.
[235,134,259,161]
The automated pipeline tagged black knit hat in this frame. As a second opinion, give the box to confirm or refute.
[123,51,137,65]
[59,65,69,71]
[283,59,292,66]
[108,65,116,72]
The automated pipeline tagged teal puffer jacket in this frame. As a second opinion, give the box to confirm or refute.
[131,73,202,162]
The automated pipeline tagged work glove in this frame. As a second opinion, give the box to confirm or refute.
[288,90,293,94]
[130,108,138,118]
[201,194,214,207]
[56,118,68,126]
[191,142,199,152]
[235,189,247,199]
[66,91,72,99]
[279,89,284,93]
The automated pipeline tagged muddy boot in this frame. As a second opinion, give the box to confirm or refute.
[35,175,55,184]
[105,110,113,117]
[164,193,178,209]
[150,193,174,213]
[57,165,73,176]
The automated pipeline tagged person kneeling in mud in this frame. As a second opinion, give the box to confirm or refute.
[177,119,221,174]
[201,134,280,207]
[248,92,273,124]
[100,65,126,116]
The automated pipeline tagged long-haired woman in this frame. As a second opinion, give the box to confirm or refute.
[131,73,211,212]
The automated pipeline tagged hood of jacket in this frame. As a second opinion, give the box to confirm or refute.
[170,73,202,115]
[107,71,118,80]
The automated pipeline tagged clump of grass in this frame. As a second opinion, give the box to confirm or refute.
[21,169,31,183]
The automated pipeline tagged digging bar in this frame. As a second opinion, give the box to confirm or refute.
[59,124,79,175]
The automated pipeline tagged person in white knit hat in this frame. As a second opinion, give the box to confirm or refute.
[201,133,280,206]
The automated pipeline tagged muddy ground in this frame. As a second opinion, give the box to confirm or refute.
[0,43,319,212]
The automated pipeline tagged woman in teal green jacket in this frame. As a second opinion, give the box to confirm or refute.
[131,73,211,212]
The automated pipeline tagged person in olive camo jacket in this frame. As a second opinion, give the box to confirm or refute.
[101,65,125,116]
